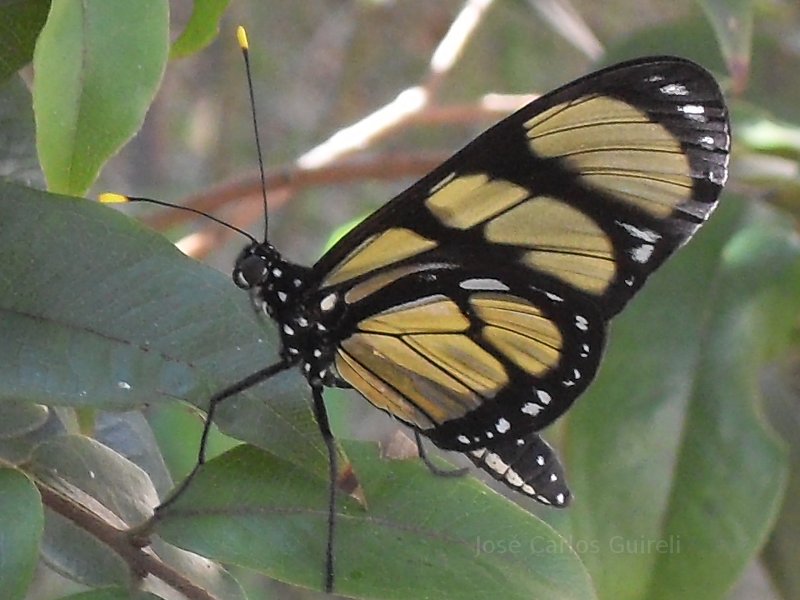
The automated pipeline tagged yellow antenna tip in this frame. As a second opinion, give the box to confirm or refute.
[99,192,129,204]
[237,26,249,50]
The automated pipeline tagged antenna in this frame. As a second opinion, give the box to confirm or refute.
[99,193,259,244]
[237,26,270,242]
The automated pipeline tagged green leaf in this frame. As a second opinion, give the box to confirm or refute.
[0,0,51,82]
[0,468,44,600]
[599,16,725,74]
[745,32,800,124]
[157,441,596,599]
[762,362,800,600]
[0,181,327,481]
[697,0,754,88]
[32,0,169,195]
[0,76,42,185]
[29,435,246,598]
[560,196,798,600]
[323,213,368,253]
[32,436,154,587]
[0,400,49,438]
[170,0,231,59]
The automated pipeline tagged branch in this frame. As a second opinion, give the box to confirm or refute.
[296,0,496,169]
[37,480,218,600]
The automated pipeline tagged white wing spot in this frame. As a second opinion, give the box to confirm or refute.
[660,82,688,95]
[679,104,705,114]
[522,483,536,495]
[296,316,309,327]
[460,278,510,291]
[679,104,707,122]
[545,292,564,302]
[536,455,545,466]
[521,402,542,416]
[486,431,494,439]
[283,324,295,336]
[617,221,661,243]
[575,315,589,331]
[495,418,511,433]
[631,243,655,264]
[573,368,581,380]
[550,473,558,482]
[272,267,283,277]
[537,494,552,505]
[277,291,288,302]
[536,389,552,405]
[313,349,322,358]
[516,438,525,446]
[555,493,566,505]
[457,435,470,445]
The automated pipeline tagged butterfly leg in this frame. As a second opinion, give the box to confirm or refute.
[310,384,337,593]
[414,430,468,478]
[154,359,292,514]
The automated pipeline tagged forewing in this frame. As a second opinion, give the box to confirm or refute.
[313,56,729,319]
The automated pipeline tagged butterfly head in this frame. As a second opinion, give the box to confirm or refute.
[232,241,280,290]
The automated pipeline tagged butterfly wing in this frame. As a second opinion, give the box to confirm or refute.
[330,263,604,449]
[308,56,729,500]
[312,56,729,317]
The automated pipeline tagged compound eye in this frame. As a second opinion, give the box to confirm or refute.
[233,253,267,289]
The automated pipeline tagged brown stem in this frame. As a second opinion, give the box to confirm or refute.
[37,482,218,600]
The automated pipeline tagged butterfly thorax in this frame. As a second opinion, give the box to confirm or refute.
[233,241,345,386]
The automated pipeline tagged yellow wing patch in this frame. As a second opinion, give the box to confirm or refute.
[525,95,692,218]
[322,228,437,287]
[337,334,485,429]
[484,195,616,294]
[424,173,618,296]
[470,293,563,376]
[425,174,530,229]
[357,295,470,334]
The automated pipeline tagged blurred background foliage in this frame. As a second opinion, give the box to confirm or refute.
[2,0,800,599]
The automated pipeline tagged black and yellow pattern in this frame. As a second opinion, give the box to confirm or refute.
[233,56,729,507]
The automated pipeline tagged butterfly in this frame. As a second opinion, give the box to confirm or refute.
[118,53,729,593]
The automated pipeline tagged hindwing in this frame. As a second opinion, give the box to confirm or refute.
[330,264,604,450]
